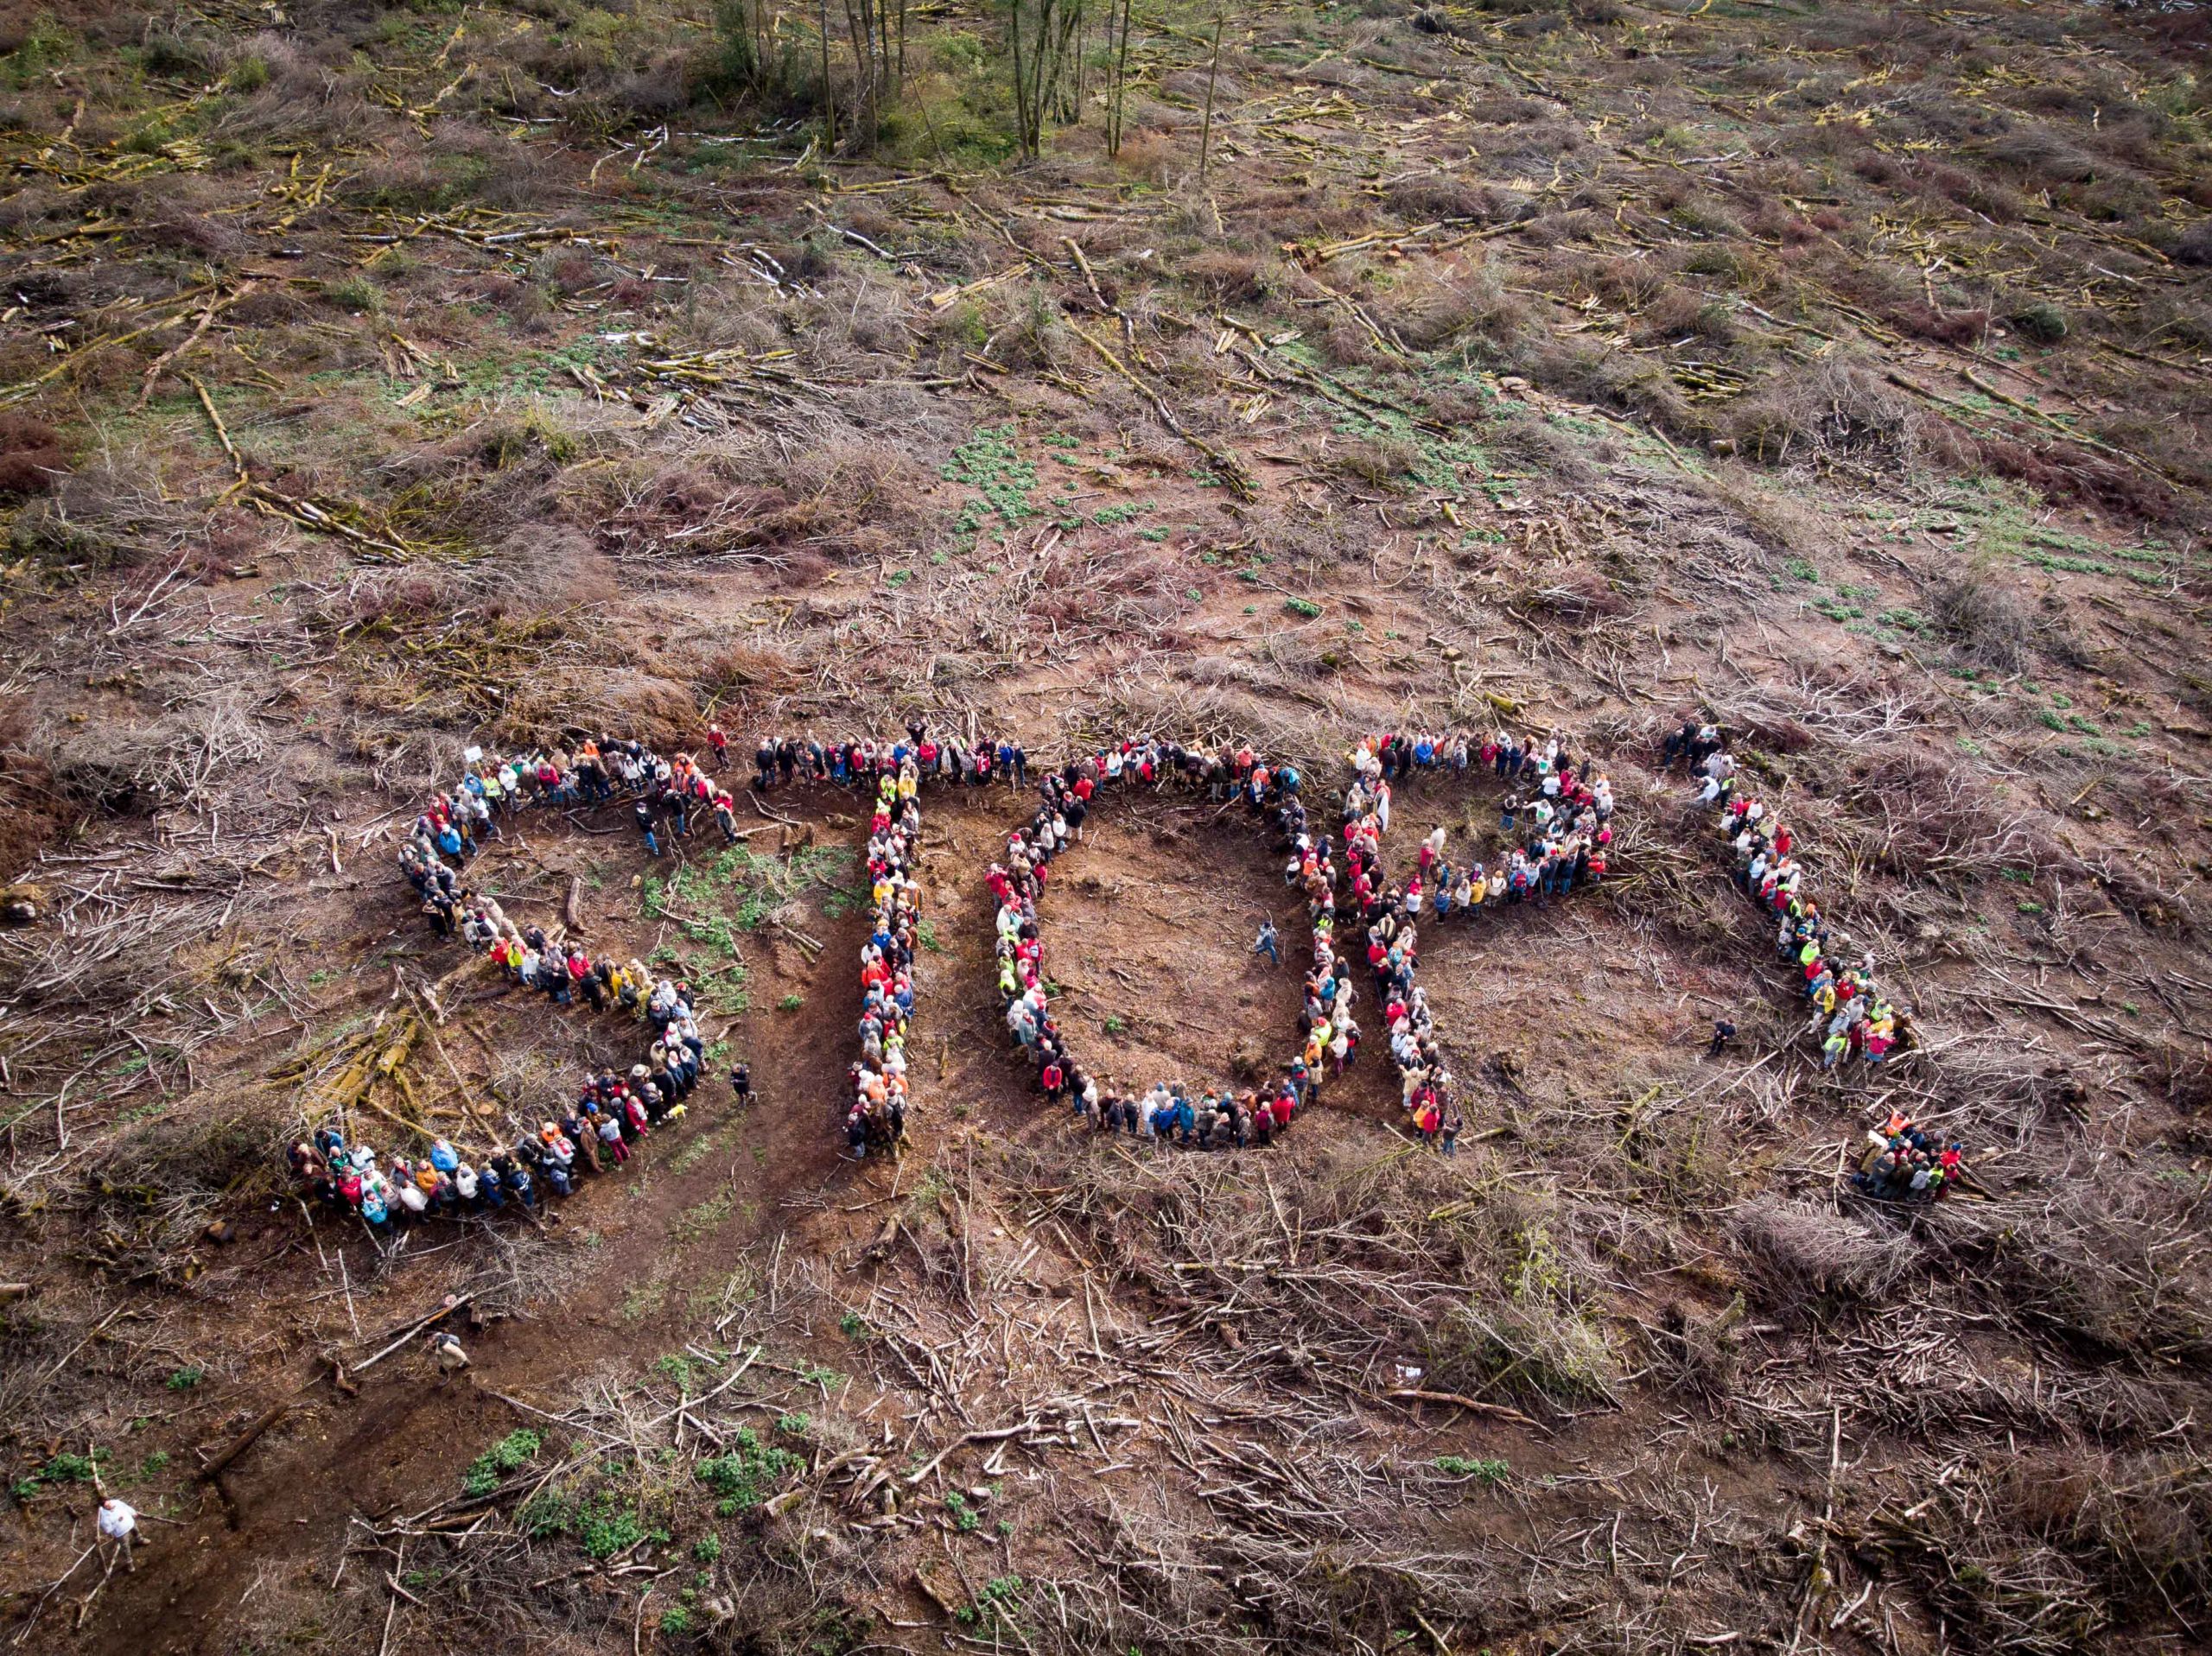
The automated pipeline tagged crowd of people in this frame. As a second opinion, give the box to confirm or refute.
[989,738,1322,1152]
[286,1039,713,1231]
[1341,731,1618,920]
[1340,730,1616,1149]
[984,728,1619,1154]
[397,735,753,871]
[1851,1107,1966,1201]
[290,707,1959,1214]
[752,731,1036,791]
[296,734,744,1230]
[297,722,946,1228]
[1666,715,1961,1202]
[838,723,929,1160]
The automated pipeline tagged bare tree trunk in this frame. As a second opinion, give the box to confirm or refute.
[1198,4,1225,183]
[1054,0,1084,123]
[1011,0,1084,157]
[818,0,836,150]
[1076,0,1089,117]
[1010,0,1033,158]
[1027,0,1055,155]
[1105,0,1135,156]
[841,0,880,149]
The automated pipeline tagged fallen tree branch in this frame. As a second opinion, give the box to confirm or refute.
[1066,321,1256,500]
[351,1293,474,1376]
[1382,1388,1543,1431]
[904,1417,1044,1486]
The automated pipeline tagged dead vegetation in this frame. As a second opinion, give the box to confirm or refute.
[0,0,2205,1650]
[1927,562,2038,673]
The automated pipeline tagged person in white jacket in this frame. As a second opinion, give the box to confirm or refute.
[97,1496,137,1571]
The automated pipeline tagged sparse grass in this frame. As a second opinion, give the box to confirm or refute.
[663,1125,729,1175]
[670,1191,734,1247]
[323,275,383,316]
[953,1574,1023,1630]
[944,424,1040,540]
[644,844,854,972]
[13,1448,109,1499]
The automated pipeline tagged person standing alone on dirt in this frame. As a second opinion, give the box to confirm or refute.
[1253,918,1281,966]
[96,1496,137,1573]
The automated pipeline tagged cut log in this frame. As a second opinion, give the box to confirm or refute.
[197,1400,292,1481]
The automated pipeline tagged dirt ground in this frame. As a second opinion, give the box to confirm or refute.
[2,1,2209,1652]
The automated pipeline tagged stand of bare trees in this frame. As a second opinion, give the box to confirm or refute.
[712,0,902,151]
[839,0,906,150]
[711,0,1166,164]
[712,0,775,92]
[1008,0,1086,160]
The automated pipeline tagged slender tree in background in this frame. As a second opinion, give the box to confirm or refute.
[1198,3,1225,181]
[1008,0,1077,158]
[840,0,899,149]
[818,0,836,149]
[1009,0,1032,155]
[712,0,766,90]
[1055,0,1086,122]
[1104,0,1136,157]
